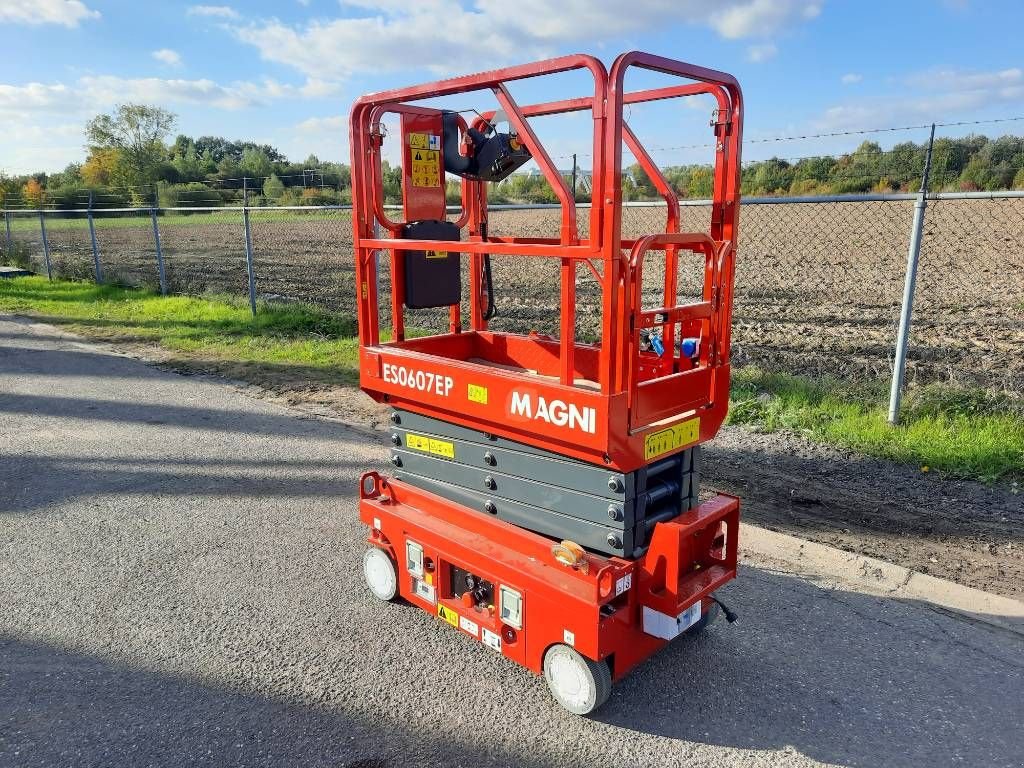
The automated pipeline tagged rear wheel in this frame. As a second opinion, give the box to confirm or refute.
[363,547,398,602]
[543,644,612,715]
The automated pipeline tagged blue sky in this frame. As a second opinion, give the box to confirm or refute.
[2,0,1023,175]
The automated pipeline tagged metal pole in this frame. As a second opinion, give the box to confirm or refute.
[4,210,11,258]
[87,191,103,284]
[38,211,52,281]
[242,180,257,317]
[887,123,935,425]
[150,192,166,296]
[571,153,577,201]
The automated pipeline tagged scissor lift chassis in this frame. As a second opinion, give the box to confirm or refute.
[360,473,739,694]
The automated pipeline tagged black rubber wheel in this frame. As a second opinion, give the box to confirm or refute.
[542,644,612,715]
[685,601,720,636]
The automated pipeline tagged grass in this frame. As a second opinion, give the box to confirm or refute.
[0,275,363,384]
[1,275,1020,483]
[728,368,1023,482]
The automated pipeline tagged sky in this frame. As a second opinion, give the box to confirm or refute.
[1,0,1023,176]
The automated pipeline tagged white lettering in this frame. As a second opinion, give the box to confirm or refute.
[381,363,452,398]
[508,391,596,434]
[511,391,532,418]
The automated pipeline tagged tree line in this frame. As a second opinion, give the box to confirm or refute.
[2,104,1022,209]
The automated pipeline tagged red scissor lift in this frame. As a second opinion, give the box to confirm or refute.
[351,51,743,714]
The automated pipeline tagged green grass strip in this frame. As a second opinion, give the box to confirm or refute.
[728,368,1023,482]
[0,275,362,384]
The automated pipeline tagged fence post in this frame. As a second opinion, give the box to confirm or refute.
[242,180,257,317]
[4,209,11,258]
[887,123,935,425]
[150,191,167,296]
[571,153,578,201]
[38,211,53,281]
[87,191,103,284]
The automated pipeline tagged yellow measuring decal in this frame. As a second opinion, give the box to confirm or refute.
[438,604,459,627]
[467,384,488,405]
[643,417,700,460]
[406,432,455,459]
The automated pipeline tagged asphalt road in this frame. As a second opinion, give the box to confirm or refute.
[1,315,1022,768]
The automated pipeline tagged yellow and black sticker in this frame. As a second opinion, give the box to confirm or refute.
[411,148,441,187]
[467,384,488,405]
[406,432,455,459]
[438,604,459,627]
[425,250,448,260]
[643,417,700,460]
[408,132,429,149]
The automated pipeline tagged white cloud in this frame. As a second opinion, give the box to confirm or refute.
[152,49,183,67]
[297,115,346,133]
[815,67,1024,132]
[0,75,334,119]
[236,1,823,80]
[0,0,99,27]
[299,78,342,98]
[841,73,862,84]
[714,0,821,38]
[747,43,778,62]
[186,5,239,19]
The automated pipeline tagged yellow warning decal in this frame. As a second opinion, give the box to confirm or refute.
[468,384,488,405]
[406,432,455,459]
[408,132,429,149]
[411,148,441,187]
[643,417,700,461]
[425,250,448,260]
[438,603,459,627]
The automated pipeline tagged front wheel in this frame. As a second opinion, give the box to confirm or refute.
[543,644,612,715]
[363,547,398,602]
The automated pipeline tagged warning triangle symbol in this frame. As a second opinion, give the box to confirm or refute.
[415,151,422,160]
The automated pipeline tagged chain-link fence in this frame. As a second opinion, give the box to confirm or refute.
[3,193,1023,397]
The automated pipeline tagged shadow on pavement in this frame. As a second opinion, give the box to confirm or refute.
[0,635,544,768]
[0,452,375,514]
[599,565,1024,767]
[0,392,356,442]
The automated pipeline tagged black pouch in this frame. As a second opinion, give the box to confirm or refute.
[401,220,461,309]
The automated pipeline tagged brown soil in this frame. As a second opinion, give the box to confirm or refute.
[27,199,1024,392]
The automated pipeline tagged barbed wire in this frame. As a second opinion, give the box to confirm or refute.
[550,115,1024,161]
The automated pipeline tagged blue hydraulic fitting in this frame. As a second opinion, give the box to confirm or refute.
[680,337,700,358]
[650,334,665,356]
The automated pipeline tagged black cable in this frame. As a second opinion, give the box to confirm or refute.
[482,254,496,321]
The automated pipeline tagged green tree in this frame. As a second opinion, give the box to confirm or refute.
[240,147,274,180]
[1013,166,1024,190]
[85,104,176,188]
[263,173,285,200]
[687,167,714,198]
